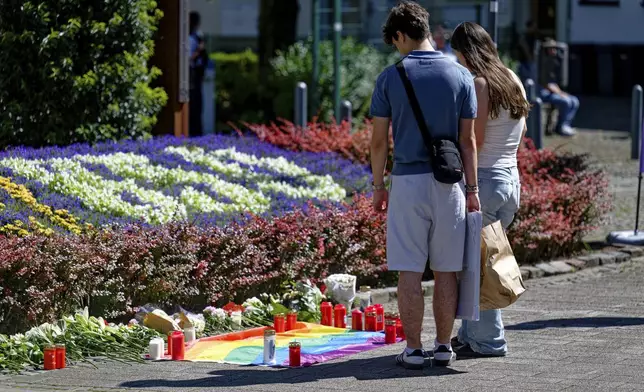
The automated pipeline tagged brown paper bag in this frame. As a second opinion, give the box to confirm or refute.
[480,221,526,311]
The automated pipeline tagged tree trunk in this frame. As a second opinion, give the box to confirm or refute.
[258,0,300,120]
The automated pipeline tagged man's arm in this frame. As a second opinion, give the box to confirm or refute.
[459,118,477,187]
[370,117,390,186]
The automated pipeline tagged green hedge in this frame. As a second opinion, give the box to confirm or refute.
[212,39,398,129]
[0,0,167,148]
[211,50,264,131]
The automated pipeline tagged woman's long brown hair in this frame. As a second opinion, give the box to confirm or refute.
[450,22,530,120]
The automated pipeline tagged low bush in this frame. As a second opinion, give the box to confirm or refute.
[509,140,611,263]
[247,119,611,263]
[0,195,391,334]
[245,118,394,174]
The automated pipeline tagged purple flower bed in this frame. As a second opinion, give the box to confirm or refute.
[0,135,371,232]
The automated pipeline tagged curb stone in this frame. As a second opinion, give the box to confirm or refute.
[370,246,644,304]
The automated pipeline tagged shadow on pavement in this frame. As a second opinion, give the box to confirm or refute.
[119,355,465,389]
[506,317,644,330]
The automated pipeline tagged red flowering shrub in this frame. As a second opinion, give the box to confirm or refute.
[0,196,391,334]
[509,139,611,263]
[243,118,394,173]
[246,118,611,263]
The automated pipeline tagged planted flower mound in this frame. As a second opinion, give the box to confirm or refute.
[0,135,371,234]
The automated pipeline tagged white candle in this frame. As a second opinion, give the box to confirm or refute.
[148,338,164,360]
[184,327,196,343]
[231,311,242,326]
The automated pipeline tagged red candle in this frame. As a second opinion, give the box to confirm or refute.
[274,313,286,333]
[55,344,66,369]
[170,331,185,360]
[320,302,333,326]
[43,346,56,370]
[289,341,301,367]
[374,304,385,331]
[286,311,298,331]
[351,309,363,330]
[334,304,346,328]
[365,311,377,332]
[385,320,397,344]
[394,313,405,340]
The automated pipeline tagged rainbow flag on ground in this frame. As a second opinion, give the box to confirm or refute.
[183,322,399,367]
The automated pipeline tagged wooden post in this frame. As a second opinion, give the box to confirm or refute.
[151,0,190,137]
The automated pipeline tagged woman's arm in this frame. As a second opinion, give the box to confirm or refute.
[473,77,489,150]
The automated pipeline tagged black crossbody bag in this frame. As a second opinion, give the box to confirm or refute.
[395,60,464,184]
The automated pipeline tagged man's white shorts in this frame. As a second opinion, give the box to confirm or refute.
[387,173,466,273]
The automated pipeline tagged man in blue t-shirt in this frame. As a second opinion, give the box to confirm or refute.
[369,1,479,369]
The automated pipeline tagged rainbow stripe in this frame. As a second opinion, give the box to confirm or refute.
[183,322,398,367]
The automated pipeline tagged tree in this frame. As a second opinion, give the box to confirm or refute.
[0,0,167,148]
[257,0,300,119]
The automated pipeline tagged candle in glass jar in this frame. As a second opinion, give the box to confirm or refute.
[385,320,397,344]
[43,345,56,370]
[374,304,385,331]
[289,341,301,367]
[149,338,164,360]
[170,331,185,360]
[334,304,346,328]
[231,310,243,326]
[274,313,286,333]
[320,302,333,326]
[351,309,363,330]
[393,313,405,340]
[263,329,276,365]
[55,344,66,369]
[365,311,377,331]
[286,311,298,331]
[184,327,196,343]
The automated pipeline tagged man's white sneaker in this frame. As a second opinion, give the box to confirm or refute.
[395,349,426,370]
[433,345,456,367]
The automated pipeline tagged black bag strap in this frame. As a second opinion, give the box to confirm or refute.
[395,59,434,152]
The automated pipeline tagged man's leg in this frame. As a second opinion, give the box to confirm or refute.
[560,94,579,128]
[427,174,466,366]
[386,174,433,369]
[398,271,424,349]
[543,92,575,134]
[433,271,458,344]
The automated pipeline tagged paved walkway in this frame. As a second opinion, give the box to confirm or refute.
[2,259,644,392]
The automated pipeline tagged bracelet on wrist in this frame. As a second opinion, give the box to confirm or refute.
[465,184,479,194]
[372,182,386,191]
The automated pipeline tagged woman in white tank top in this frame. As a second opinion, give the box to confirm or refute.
[450,22,531,358]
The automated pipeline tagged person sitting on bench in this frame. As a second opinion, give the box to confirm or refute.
[538,40,579,137]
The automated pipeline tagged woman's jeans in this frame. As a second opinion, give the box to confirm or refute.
[457,167,521,355]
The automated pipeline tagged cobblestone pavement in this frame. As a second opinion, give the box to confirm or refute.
[2,259,644,392]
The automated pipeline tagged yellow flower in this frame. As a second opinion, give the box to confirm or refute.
[0,176,85,235]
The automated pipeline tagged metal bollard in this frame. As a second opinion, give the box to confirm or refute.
[488,0,498,46]
[631,85,643,160]
[340,100,352,126]
[530,97,544,149]
[294,82,308,128]
[524,79,536,103]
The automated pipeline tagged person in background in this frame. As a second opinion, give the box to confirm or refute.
[538,39,579,137]
[370,1,479,369]
[189,11,208,137]
[518,20,538,83]
[449,21,530,359]
[433,24,458,63]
